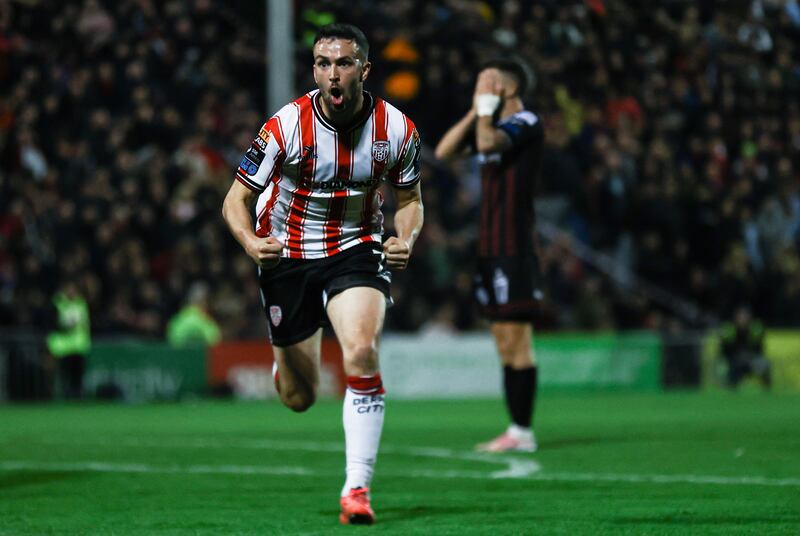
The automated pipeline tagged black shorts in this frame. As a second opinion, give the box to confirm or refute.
[259,241,392,347]
[473,256,543,322]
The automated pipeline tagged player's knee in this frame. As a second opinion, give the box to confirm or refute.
[497,339,524,361]
[495,338,516,361]
[511,352,535,368]
[281,387,317,412]
[284,394,315,413]
[343,342,379,375]
[498,341,533,367]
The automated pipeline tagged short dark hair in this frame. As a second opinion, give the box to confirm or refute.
[481,57,535,97]
[313,23,370,60]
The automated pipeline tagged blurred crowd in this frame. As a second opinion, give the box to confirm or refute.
[2,0,799,341]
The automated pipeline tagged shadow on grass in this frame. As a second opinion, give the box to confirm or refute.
[539,435,623,450]
[0,471,83,492]
[317,504,483,523]
[377,504,505,522]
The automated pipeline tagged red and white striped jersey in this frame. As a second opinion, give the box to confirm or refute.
[235,90,421,259]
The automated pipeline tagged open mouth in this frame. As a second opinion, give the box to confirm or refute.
[330,87,344,106]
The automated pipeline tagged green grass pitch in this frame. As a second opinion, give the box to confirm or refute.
[1,392,799,535]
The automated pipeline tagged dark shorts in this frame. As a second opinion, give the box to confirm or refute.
[259,241,392,347]
[473,256,543,322]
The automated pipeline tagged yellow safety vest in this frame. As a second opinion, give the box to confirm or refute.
[47,294,91,358]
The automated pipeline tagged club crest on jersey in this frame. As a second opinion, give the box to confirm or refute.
[372,141,390,163]
[269,306,282,327]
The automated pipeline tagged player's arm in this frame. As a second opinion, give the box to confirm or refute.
[222,181,282,268]
[385,182,424,270]
[434,108,476,162]
[473,68,513,154]
[385,124,424,270]
[222,120,284,268]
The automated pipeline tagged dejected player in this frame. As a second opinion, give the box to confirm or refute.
[435,58,543,453]
[222,23,424,524]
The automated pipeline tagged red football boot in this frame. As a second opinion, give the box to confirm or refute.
[339,487,375,525]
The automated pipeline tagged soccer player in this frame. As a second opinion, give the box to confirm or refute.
[434,58,543,453]
[222,24,423,524]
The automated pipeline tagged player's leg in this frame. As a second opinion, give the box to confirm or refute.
[62,354,83,400]
[56,356,69,399]
[327,286,386,525]
[259,257,326,411]
[495,320,538,436]
[753,355,772,389]
[475,257,540,453]
[475,321,538,452]
[493,320,535,368]
[272,329,322,412]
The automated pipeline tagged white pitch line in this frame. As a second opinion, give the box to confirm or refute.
[23,437,539,476]
[4,437,800,486]
[529,471,800,487]
[0,461,312,476]
[1,460,799,487]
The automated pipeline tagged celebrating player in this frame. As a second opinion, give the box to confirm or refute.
[222,23,424,524]
[435,58,543,453]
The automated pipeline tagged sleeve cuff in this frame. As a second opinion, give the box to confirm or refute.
[236,174,265,192]
[390,175,421,189]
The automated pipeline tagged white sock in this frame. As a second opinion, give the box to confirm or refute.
[341,375,385,496]
[508,423,533,440]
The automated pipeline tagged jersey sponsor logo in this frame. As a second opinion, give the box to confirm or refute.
[258,127,271,144]
[269,305,282,327]
[371,141,390,163]
[254,136,267,150]
[299,177,379,191]
[239,156,259,176]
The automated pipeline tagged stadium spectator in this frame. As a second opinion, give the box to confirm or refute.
[46,280,91,399]
[166,282,221,347]
[719,305,771,388]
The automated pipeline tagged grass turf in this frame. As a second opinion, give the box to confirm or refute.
[0,391,799,535]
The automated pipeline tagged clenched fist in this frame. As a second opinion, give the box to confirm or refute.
[246,235,283,269]
[383,236,411,270]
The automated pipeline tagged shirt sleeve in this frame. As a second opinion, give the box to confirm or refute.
[497,111,542,152]
[235,117,285,192]
[387,120,421,189]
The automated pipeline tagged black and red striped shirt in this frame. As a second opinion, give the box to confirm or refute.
[476,110,543,258]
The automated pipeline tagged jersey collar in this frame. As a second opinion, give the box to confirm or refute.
[312,90,375,133]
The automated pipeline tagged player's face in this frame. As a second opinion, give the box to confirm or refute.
[477,68,518,99]
[313,38,370,114]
